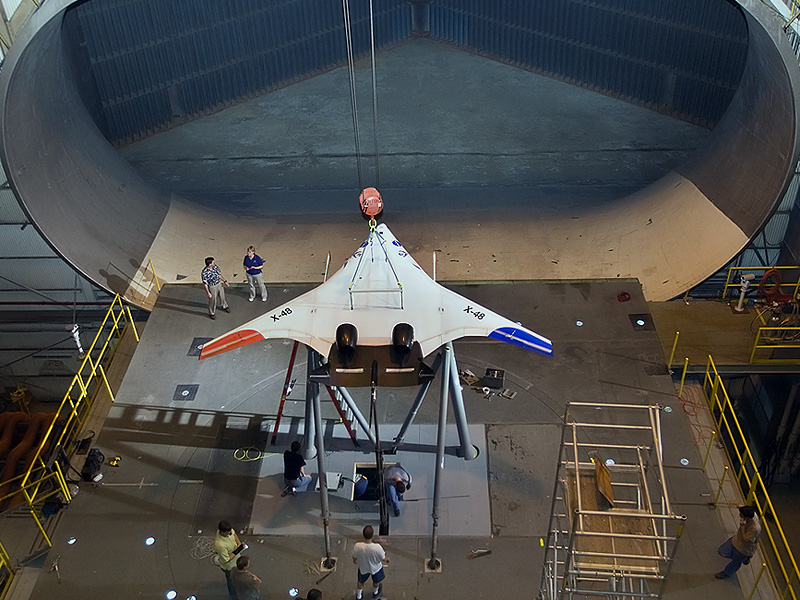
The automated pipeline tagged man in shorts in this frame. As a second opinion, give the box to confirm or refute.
[352,525,388,599]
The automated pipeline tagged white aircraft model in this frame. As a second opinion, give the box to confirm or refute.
[200,222,552,386]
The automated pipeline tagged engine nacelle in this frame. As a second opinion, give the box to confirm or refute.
[391,323,414,366]
[336,323,358,367]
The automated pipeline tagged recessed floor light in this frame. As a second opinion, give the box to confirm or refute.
[145,537,155,546]
[576,320,583,327]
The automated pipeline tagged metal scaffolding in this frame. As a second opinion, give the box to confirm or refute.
[539,402,686,600]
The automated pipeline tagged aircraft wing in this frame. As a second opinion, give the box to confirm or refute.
[199,224,552,360]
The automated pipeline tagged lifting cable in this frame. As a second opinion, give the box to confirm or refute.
[341,0,381,192]
[342,0,363,191]
[368,0,381,189]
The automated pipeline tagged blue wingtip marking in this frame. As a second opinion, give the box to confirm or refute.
[489,327,553,356]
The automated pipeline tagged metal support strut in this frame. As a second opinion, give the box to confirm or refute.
[371,361,390,536]
[310,349,336,569]
[391,352,443,453]
[447,343,478,460]
[428,343,451,570]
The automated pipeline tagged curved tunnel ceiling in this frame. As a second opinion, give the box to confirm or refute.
[1,0,799,308]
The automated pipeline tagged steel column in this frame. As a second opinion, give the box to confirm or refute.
[428,343,450,570]
[447,343,477,460]
[310,349,335,568]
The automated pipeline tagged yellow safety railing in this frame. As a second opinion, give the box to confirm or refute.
[148,258,162,292]
[0,539,12,600]
[11,295,138,546]
[750,326,800,364]
[723,265,800,301]
[703,356,800,600]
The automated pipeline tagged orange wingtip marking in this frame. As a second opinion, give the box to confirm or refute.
[199,329,265,359]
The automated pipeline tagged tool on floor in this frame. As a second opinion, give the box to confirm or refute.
[49,553,62,584]
[315,569,334,585]
[467,549,492,560]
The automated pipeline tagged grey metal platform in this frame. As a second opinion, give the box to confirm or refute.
[13,279,761,600]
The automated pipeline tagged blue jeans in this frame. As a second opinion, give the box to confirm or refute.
[223,568,238,600]
[285,474,312,490]
[386,482,403,515]
[718,537,748,577]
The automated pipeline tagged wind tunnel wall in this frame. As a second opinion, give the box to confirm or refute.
[0,0,171,302]
[0,0,799,306]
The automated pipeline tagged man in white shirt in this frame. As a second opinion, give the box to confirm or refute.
[352,525,388,599]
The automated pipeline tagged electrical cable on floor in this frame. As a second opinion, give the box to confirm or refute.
[233,446,263,462]
[749,306,772,336]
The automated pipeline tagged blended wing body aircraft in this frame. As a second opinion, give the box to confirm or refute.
[200,223,552,386]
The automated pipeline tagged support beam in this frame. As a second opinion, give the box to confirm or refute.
[303,348,317,460]
[310,349,336,568]
[392,352,443,452]
[428,343,450,571]
[447,343,478,460]
[336,386,377,447]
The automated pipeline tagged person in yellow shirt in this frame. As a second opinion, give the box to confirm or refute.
[215,520,246,599]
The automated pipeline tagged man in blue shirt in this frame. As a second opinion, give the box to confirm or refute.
[384,464,412,517]
[243,245,268,303]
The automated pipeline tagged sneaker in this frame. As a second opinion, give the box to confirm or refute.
[291,486,296,496]
[223,306,230,313]
[372,583,382,598]
[210,314,216,320]
[280,485,291,497]
[262,297,267,302]
[714,572,727,579]
[393,508,400,517]
[743,556,751,565]
[248,297,254,302]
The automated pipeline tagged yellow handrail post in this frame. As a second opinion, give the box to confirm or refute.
[678,358,689,398]
[668,331,680,368]
[98,364,116,403]
[125,305,140,342]
[747,563,767,600]
[29,507,52,547]
[713,466,729,506]
[746,472,761,505]
[724,267,734,300]
[703,431,717,471]
[750,329,762,364]
[54,462,72,502]
[0,539,13,596]
[148,258,162,292]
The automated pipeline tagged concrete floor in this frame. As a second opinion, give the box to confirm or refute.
[7,279,773,600]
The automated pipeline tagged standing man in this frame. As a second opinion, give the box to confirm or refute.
[352,525,388,599]
[282,440,312,495]
[231,555,262,600]
[215,520,246,599]
[383,464,412,517]
[243,245,268,302]
[202,257,230,320]
[715,505,762,579]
